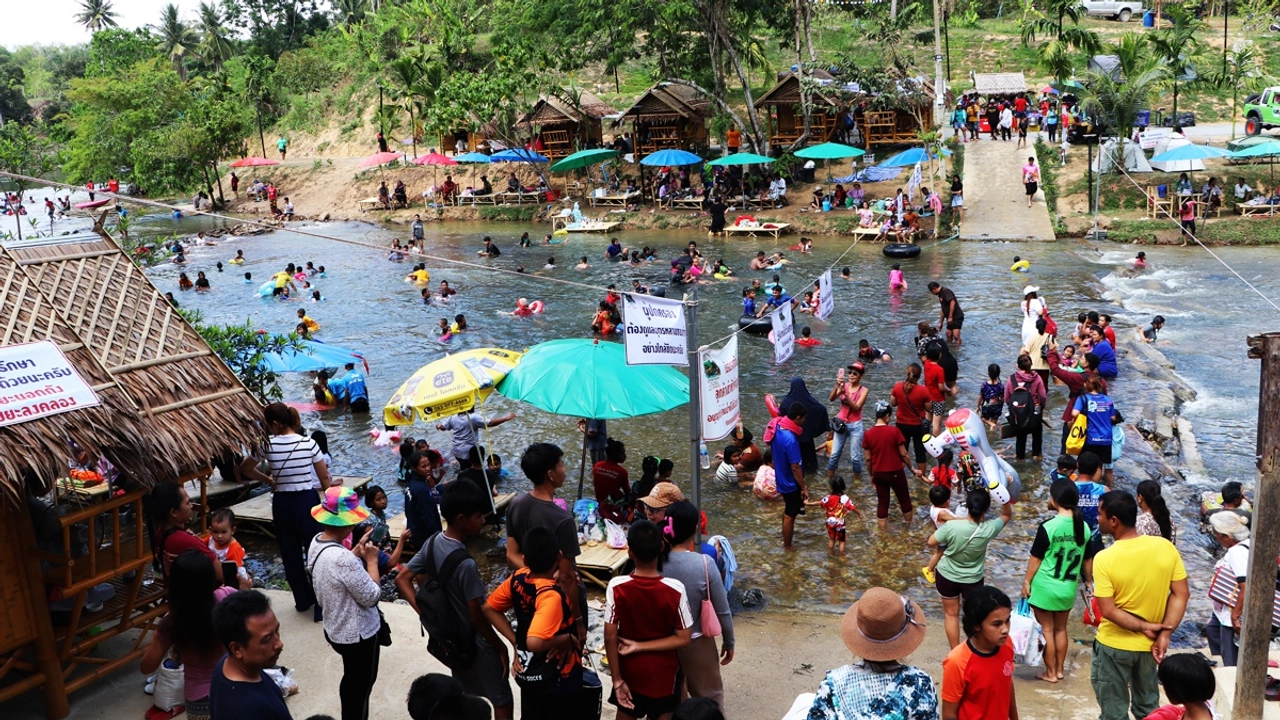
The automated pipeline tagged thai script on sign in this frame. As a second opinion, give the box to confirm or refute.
[0,341,101,427]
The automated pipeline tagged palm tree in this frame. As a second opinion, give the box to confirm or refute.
[74,0,120,32]
[1020,0,1101,84]
[1211,43,1272,138]
[153,4,198,80]
[196,1,234,70]
[1148,4,1207,124]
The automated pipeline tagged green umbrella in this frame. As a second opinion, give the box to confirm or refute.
[794,142,866,160]
[548,148,620,173]
[1228,141,1280,159]
[707,152,776,166]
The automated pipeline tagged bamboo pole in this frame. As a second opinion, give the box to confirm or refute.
[1234,331,1280,719]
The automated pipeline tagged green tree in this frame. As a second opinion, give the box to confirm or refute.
[0,122,58,240]
[75,0,121,32]
[0,48,32,124]
[153,4,199,80]
[86,28,160,78]
[1148,4,1207,122]
[197,1,236,71]
[179,313,304,403]
[1211,42,1272,138]
[1019,0,1101,84]
[220,0,330,58]
[1081,34,1168,186]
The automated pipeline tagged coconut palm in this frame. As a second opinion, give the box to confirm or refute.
[196,1,235,70]
[1211,42,1272,138]
[1020,0,1101,84]
[153,4,198,80]
[1148,4,1207,124]
[74,0,120,32]
[1081,34,1168,172]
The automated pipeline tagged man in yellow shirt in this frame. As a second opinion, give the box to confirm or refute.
[1091,490,1189,720]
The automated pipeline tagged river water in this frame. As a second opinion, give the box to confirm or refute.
[132,214,1275,616]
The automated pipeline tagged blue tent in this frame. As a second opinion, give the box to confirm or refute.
[490,149,549,163]
[878,147,952,167]
[639,149,703,167]
[261,339,366,373]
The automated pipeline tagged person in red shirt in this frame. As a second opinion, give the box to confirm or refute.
[890,364,932,476]
[862,401,925,531]
[1100,314,1117,348]
[1013,95,1028,117]
[604,520,693,720]
[923,345,955,436]
[942,586,1018,720]
[592,439,631,523]
[147,482,224,584]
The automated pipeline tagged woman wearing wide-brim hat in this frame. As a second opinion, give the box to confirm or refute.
[806,587,940,720]
[307,486,382,720]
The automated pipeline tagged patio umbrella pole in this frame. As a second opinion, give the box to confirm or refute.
[578,431,589,500]
[687,285,702,545]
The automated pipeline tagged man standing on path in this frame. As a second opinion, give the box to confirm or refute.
[768,403,809,550]
[929,282,965,347]
[210,590,292,720]
[1091,490,1189,720]
[726,125,741,155]
[438,410,516,466]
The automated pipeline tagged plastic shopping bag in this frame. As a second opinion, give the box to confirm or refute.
[1010,599,1036,656]
[152,657,185,712]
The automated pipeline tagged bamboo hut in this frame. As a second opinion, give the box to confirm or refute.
[517,92,618,161]
[0,220,263,718]
[858,77,938,148]
[615,82,711,159]
[755,70,847,148]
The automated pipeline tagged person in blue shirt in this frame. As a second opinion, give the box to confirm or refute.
[405,451,443,540]
[757,285,797,318]
[1086,324,1118,378]
[1073,450,1109,556]
[605,238,624,260]
[768,402,809,550]
[1072,377,1120,486]
[341,362,370,413]
[741,287,756,316]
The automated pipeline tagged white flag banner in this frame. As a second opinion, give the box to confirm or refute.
[0,340,101,427]
[623,293,688,366]
[699,336,739,442]
[771,303,795,365]
[907,161,923,202]
[816,269,834,321]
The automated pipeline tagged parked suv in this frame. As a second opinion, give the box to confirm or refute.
[1078,0,1144,22]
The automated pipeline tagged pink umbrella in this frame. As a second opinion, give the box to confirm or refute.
[229,156,279,168]
[359,151,404,168]
[415,152,457,166]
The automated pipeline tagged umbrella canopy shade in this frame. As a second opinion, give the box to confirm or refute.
[1229,141,1280,159]
[878,147,950,167]
[1228,135,1280,153]
[229,156,278,168]
[794,142,866,160]
[1039,86,1059,95]
[383,348,523,426]
[1052,80,1085,91]
[453,152,493,164]
[359,151,404,168]
[491,148,550,163]
[416,151,458,166]
[707,152,775,166]
[497,339,688,419]
[260,339,365,374]
[1150,143,1230,163]
[549,148,620,173]
[640,149,703,167]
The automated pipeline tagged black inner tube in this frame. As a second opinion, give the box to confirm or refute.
[739,315,772,335]
[883,243,921,258]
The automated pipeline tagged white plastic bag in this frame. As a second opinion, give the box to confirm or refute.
[1023,626,1045,667]
[264,666,299,697]
[1009,600,1035,657]
[603,519,627,549]
[152,657,185,712]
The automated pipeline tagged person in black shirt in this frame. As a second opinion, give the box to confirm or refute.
[210,590,292,720]
[708,196,727,236]
[928,281,965,347]
[479,236,501,258]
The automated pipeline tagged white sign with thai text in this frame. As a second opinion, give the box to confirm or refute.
[816,269,834,321]
[699,336,739,441]
[623,294,688,366]
[0,340,101,427]
[772,303,795,365]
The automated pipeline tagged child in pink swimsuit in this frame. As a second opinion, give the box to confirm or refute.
[889,263,908,290]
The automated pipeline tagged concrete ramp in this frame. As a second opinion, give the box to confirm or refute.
[959,139,1057,241]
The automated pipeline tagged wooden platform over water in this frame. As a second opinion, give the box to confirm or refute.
[229,476,372,536]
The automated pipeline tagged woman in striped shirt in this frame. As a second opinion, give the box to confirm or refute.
[240,403,335,618]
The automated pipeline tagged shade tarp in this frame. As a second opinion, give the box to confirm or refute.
[1229,141,1280,159]
[491,149,549,163]
[260,339,366,374]
[229,156,278,168]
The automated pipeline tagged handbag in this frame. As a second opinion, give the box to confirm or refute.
[1066,413,1089,455]
[830,418,848,434]
[378,608,393,647]
[700,556,723,638]
[152,656,186,712]
[1080,588,1102,627]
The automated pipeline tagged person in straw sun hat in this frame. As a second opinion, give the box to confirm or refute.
[805,587,938,720]
[307,486,384,720]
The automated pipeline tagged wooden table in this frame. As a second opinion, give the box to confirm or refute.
[229,476,372,537]
[669,197,706,211]
[1238,204,1278,217]
[499,191,547,205]
[725,222,791,239]
[589,191,641,208]
[577,543,631,589]
[456,193,501,206]
[357,197,381,211]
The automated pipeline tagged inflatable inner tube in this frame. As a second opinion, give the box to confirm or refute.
[883,243,921,259]
[648,286,667,298]
[739,315,772,336]
[764,393,781,418]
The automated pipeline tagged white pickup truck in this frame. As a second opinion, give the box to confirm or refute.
[1078,0,1144,22]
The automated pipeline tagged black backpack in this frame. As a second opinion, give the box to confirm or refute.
[1008,380,1037,430]
[415,534,478,670]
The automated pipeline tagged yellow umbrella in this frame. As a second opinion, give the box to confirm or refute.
[383,348,523,426]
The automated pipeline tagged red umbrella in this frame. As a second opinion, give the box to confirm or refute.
[359,151,404,168]
[415,152,457,166]
[229,156,279,168]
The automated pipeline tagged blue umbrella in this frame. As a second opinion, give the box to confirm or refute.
[640,148,703,167]
[1150,143,1231,163]
[261,339,366,373]
[490,148,549,163]
[453,152,492,163]
[878,147,952,167]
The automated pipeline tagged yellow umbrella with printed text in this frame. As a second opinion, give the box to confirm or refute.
[383,348,523,426]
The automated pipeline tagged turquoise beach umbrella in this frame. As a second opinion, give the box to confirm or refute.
[453,152,492,163]
[1150,143,1230,163]
[260,339,366,373]
[640,149,703,167]
[794,142,866,160]
[496,339,688,419]
[491,148,549,163]
[707,152,776,166]
[879,147,951,167]
[549,148,620,173]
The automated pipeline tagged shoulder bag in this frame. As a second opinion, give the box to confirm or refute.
[700,555,723,637]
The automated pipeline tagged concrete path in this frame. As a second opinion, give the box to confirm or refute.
[960,137,1057,241]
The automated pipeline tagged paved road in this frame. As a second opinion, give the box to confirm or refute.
[960,138,1057,241]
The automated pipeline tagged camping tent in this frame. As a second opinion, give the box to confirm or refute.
[1149,135,1205,172]
[1088,56,1122,82]
[1093,138,1152,174]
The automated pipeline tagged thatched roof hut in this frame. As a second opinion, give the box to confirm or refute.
[754,70,848,148]
[517,92,619,160]
[616,82,712,158]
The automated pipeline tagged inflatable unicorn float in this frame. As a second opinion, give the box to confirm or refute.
[923,407,1022,504]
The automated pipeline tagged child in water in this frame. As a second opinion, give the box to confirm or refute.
[310,290,322,302]
[243,272,252,284]
[796,326,822,346]
[889,263,908,291]
[979,363,1004,430]
[805,476,863,554]
[436,318,452,341]
[858,339,892,363]
[930,448,957,489]
[451,314,468,333]
[741,288,756,316]
[591,301,617,334]
[178,273,193,290]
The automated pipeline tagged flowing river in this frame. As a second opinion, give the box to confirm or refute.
[130,213,1275,620]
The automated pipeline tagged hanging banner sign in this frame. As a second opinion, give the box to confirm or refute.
[816,269,835,321]
[907,161,923,203]
[623,294,688,366]
[699,336,739,442]
[771,303,795,365]
[0,340,101,427]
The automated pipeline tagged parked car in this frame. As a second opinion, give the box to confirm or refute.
[1244,87,1280,136]
[1079,0,1144,22]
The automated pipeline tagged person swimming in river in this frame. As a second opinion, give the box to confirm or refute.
[297,309,321,333]
[230,250,246,265]
[858,339,892,363]
[436,318,452,341]
[194,271,211,291]
[305,261,318,276]
[713,258,734,277]
[311,290,323,302]
[889,263,908,291]
[295,322,311,339]
[510,298,545,317]
[438,280,458,299]
[519,232,532,247]
[796,326,821,346]
[1010,256,1031,273]
[178,272,193,290]
[451,313,468,333]
[420,288,432,305]
[742,288,757,316]
[243,272,253,284]
[544,257,557,270]
[576,256,591,270]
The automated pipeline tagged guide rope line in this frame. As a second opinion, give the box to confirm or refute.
[1108,162,1280,315]
[0,170,678,303]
